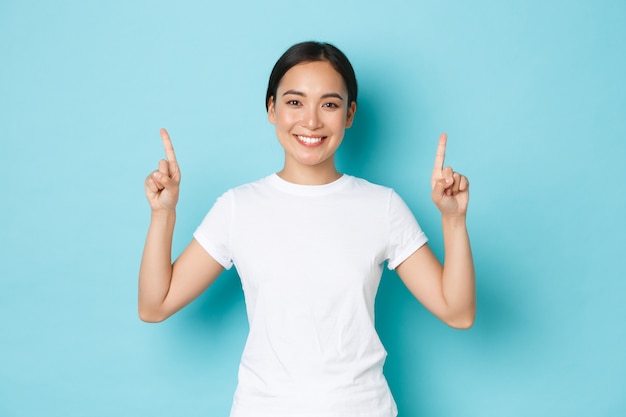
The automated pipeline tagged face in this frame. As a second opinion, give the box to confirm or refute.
[267,60,356,179]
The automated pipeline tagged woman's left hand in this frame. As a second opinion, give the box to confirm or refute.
[431,133,470,217]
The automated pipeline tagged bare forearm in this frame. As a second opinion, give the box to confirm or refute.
[138,210,176,320]
[441,215,476,327]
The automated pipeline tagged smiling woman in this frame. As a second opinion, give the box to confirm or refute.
[139,41,475,417]
[268,60,356,185]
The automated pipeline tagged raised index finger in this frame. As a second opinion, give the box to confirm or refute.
[160,128,177,163]
[433,132,447,173]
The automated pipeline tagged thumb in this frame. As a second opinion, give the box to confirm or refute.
[152,171,176,191]
[431,177,453,201]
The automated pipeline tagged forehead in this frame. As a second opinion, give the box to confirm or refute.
[277,61,347,95]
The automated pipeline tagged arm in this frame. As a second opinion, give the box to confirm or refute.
[396,133,475,329]
[138,129,224,323]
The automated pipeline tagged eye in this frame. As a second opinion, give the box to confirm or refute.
[322,102,340,109]
[286,99,301,106]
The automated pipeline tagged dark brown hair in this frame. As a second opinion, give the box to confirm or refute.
[265,41,358,111]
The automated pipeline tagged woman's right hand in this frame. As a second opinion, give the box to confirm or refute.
[144,128,181,212]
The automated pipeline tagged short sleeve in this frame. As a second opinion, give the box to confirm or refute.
[193,190,234,270]
[386,190,428,270]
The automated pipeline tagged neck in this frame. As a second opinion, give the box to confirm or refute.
[277,159,342,185]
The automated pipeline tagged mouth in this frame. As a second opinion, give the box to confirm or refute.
[295,134,326,147]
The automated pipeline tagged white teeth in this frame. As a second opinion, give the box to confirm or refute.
[297,135,323,144]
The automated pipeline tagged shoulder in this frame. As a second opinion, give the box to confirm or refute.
[221,174,275,195]
[214,175,279,207]
[343,175,396,199]
[345,176,417,217]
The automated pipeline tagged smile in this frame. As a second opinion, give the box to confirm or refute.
[295,135,325,145]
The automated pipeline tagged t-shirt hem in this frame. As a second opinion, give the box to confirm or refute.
[387,234,428,270]
[230,406,397,417]
[192,233,233,270]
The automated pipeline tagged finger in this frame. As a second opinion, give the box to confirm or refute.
[441,166,453,196]
[147,173,166,192]
[158,159,169,176]
[161,128,181,179]
[431,177,452,200]
[452,172,461,194]
[160,128,177,163]
[433,133,448,174]
[459,175,469,192]
[145,175,161,193]
[151,170,174,190]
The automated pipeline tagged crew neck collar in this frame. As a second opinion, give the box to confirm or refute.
[267,173,351,196]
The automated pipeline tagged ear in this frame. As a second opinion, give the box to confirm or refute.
[344,101,357,128]
[267,96,276,124]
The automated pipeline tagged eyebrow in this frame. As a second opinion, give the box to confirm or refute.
[282,90,345,101]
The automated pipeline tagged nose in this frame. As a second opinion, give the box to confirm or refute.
[302,105,322,130]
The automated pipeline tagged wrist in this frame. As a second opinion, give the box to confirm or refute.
[150,208,176,223]
[441,213,467,228]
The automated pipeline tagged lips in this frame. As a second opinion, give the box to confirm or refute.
[295,135,326,146]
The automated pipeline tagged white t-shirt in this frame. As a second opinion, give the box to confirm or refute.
[194,174,428,417]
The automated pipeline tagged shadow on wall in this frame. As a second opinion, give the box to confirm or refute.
[180,268,246,329]
[376,248,534,415]
[162,268,247,358]
[336,90,383,179]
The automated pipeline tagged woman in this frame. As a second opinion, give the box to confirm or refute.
[139,41,475,417]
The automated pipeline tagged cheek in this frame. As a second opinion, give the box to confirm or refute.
[326,112,347,129]
[276,108,299,126]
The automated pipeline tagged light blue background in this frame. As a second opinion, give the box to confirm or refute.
[1,1,625,416]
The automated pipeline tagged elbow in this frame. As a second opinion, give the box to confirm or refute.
[444,309,476,330]
[448,317,474,330]
[138,306,168,323]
